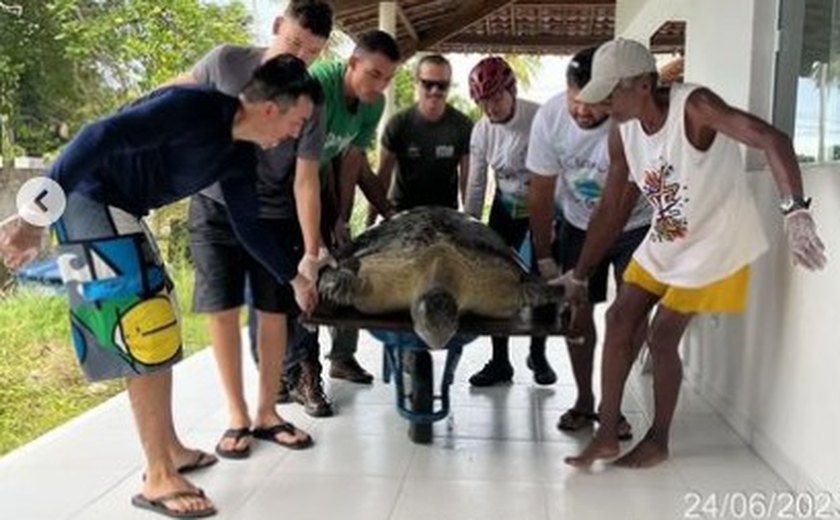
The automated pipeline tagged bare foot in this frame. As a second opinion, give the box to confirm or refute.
[141,472,216,516]
[613,436,669,468]
[564,437,620,467]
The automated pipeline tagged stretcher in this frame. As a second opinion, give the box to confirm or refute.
[304,304,568,444]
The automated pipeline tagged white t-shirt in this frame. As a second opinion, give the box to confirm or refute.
[619,83,769,286]
[465,98,540,219]
[526,91,651,231]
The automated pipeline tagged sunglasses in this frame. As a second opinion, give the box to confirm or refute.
[418,78,451,92]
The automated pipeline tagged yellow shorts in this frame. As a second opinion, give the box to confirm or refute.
[622,259,751,314]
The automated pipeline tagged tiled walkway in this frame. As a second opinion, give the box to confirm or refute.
[0,330,790,520]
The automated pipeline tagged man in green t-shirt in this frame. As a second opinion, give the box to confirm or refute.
[370,54,472,222]
[287,30,399,386]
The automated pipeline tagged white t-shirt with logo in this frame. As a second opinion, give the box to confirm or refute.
[465,99,540,219]
[527,92,651,231]
[619,83,768,286]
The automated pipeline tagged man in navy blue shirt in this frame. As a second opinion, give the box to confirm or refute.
[0,55,322,518]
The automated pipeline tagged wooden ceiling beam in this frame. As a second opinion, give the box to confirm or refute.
[405,0,517,54]
[441,33,608,48]
[397,2,419,41]
[513,0,614,5]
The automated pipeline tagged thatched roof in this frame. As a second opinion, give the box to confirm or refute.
[333,0,685,57]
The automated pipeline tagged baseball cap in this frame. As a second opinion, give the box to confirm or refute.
[576,38,657,104]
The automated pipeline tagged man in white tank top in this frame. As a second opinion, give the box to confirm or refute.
[560,38,826,469]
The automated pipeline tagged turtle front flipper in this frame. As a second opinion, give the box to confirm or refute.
[518,275,565,308]
[318,263,363,307]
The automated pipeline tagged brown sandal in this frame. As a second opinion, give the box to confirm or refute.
[252,421,313,450]
[131,488,216,518]
[214,428,252,459]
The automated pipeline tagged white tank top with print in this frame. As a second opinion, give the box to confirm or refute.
[619,83,768,287]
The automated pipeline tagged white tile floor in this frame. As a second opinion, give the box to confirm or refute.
[0,330,792,520]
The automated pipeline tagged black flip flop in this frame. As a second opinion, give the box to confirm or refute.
[557,408,599,431]
[131,488,216,518]
[214,427,252,459]
[252,422,313,450]
[178,451,218,473]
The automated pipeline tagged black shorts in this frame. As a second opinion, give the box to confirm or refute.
[553,217,649,304]
[188,194,303,314]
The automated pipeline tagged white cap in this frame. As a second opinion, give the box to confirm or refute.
[577,38,657,104]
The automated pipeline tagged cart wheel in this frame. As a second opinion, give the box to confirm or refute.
[408,350,433,444]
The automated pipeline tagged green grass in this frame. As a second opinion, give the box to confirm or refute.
[0,263,210,456]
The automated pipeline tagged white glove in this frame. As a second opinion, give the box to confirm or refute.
[290,273,318,315]
[554,270,589,305]
[537,257,560,281]
[785,209,827,270]
[298,247,339,284]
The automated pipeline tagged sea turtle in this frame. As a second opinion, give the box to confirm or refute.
[318,207,565,349]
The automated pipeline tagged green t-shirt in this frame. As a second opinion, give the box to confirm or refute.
[309,60,385,167]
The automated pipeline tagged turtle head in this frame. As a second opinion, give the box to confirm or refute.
[411,287,458,349]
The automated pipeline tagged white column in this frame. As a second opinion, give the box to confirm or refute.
[378,2,398,135]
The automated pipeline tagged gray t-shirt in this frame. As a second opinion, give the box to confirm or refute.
[382,105,472,211]
[192,44,325,219]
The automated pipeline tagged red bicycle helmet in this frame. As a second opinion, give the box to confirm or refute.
[469,57,516,101]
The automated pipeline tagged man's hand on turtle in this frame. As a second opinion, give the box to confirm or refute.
[0,215,44,269]
[552,270,589,305]
[785,209,827,270]
[291,273,318,315]
[537,257,560,281]
[298,247,336,284]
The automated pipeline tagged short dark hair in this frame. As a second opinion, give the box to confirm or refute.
[353,30,401,62]
[566,46,597,89]
[241,54,323,107]
[285,0,333,39]
[415,54,451,78]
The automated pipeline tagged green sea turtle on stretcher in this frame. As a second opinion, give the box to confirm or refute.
[318,207,565,349]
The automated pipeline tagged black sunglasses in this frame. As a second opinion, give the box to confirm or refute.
[418,78,451,91]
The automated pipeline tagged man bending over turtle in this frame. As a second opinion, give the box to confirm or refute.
[0,55,321,517]
[561,39,826,469]
[528,47,652,439]
[464,56,556,387]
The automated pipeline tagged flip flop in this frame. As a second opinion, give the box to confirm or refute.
[214,427,252,459]
[131,488,216,518]
[557,408,598,431]
[591,412,634,441]
[252,421,313,450]
[142,451,218,482]
[616,415,634,441]
[178,451,218,474]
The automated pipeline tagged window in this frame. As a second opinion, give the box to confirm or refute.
[782,0,840,163]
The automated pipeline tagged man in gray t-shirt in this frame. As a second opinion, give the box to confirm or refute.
[167,0,334,455]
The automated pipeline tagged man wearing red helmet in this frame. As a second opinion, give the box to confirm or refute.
[464,56,555,387]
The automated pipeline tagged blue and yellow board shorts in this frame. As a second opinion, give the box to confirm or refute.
[623,259,751,314]
[53,193,182,382]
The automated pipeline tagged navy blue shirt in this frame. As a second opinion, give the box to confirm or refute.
[48,86,296,282]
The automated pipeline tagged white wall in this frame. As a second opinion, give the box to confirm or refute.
[618,0,840,497]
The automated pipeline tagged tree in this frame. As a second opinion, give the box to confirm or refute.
[0,0,252,157]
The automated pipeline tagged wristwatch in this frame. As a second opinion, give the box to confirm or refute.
[780,195,811,215]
